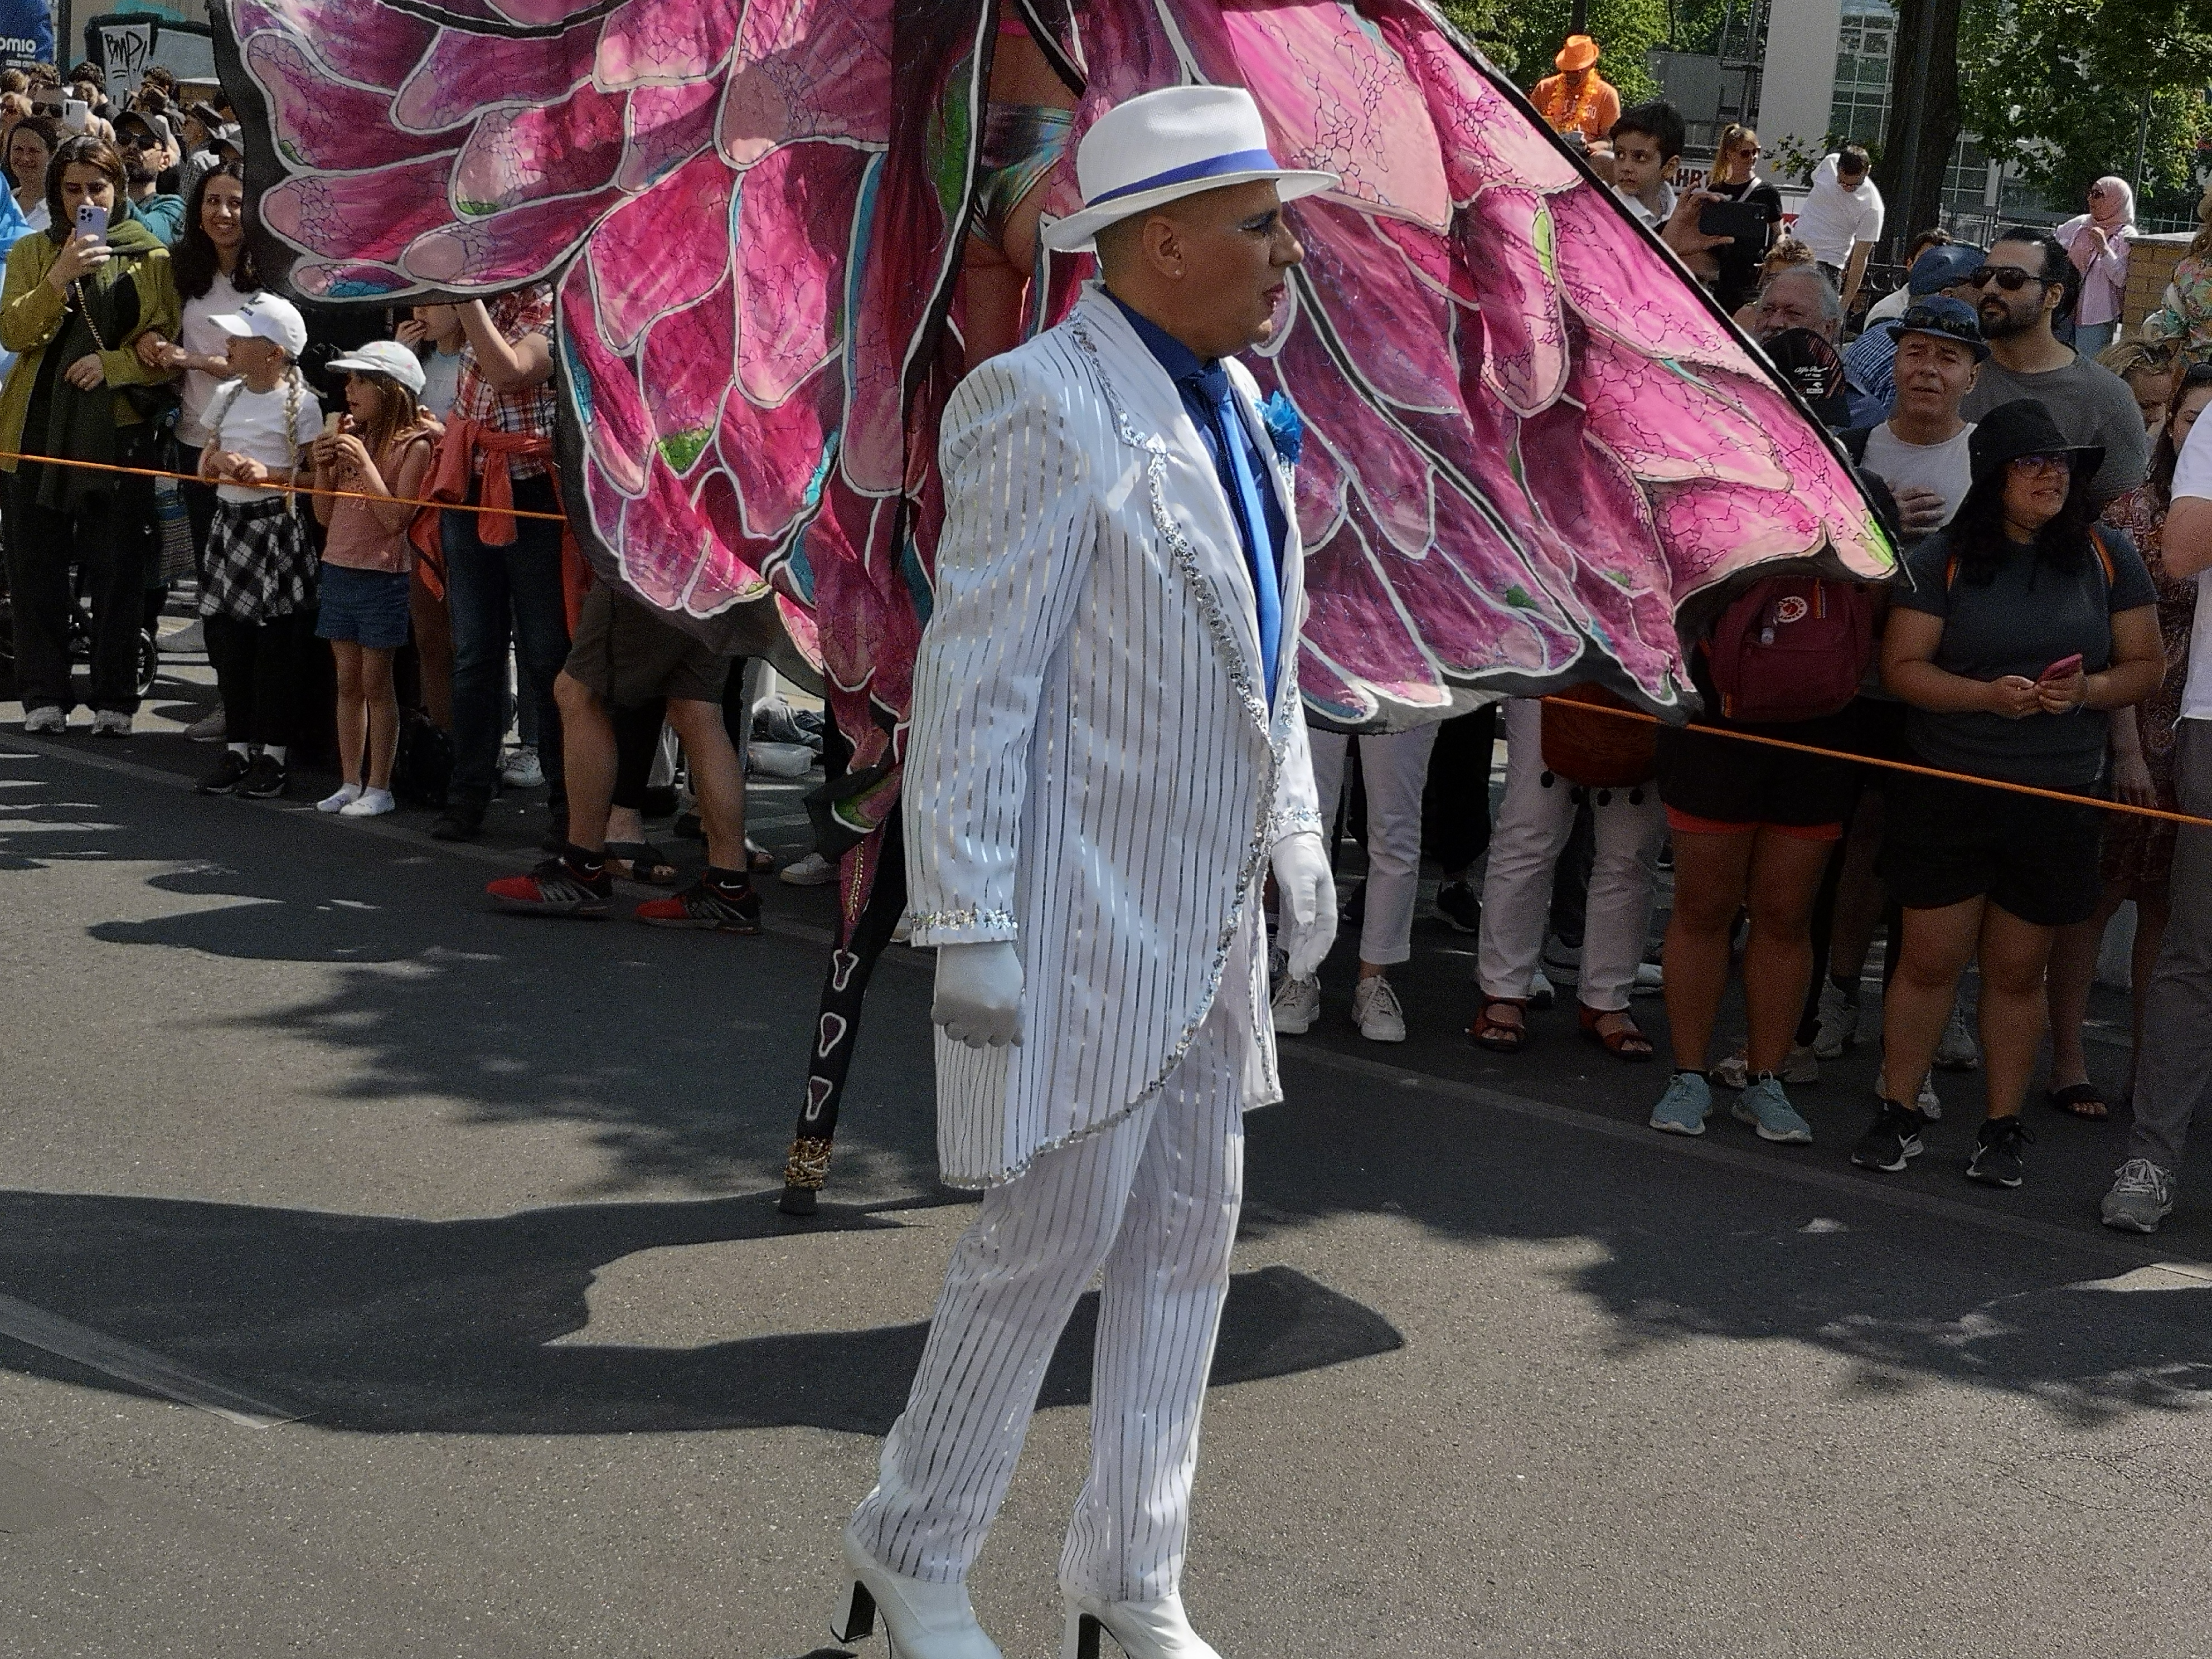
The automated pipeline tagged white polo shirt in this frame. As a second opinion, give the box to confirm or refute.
[2175,413,2212,723]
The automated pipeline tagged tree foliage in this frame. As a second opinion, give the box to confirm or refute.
[1434,0,1674,105]
[1958,0,2212,209]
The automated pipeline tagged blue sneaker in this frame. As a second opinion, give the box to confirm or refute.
[1733,1073,1813,1144]
[1650,1070,1713,1136]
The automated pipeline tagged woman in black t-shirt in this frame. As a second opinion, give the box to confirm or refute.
[1706,123,1782,313]
[1854,401,2162,1188]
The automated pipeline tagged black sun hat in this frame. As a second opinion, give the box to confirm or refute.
[1966,399,2103,488]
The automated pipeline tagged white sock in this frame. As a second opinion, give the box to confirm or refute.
[263,745,287,764]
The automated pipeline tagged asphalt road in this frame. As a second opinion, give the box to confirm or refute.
[2,696,2209,1659]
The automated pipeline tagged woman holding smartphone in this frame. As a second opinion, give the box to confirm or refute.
[0,134,180,736]
[1704,123,1782,313]
[1853,401,2164,1187]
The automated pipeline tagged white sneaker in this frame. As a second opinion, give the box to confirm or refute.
[1711,1049,1750,1089]
[185,707,227,743]
[1525,969,1558,1011]
[779,850,838,887]
[339,788,396,818]
[499,745,544,789]
[318,784,362,813]
[1270,973,1320,1035]
[1934,1004,1980,1071]
[1352,974,1407,1042]
[1631,959,1665,996]
[90,710,133,738]
[166,619,206,656]
[1812,980,1860,1058]
[1916,1075,1943,1120]
[22,706,66,734]
[1539,935,1582,986]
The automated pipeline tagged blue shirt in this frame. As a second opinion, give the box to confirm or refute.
[1109,293,1287,700]
[1844,326,1900,418]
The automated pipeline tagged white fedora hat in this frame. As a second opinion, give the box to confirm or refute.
[1040,84,1338,254]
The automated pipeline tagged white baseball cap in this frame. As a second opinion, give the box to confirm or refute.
[209,290,309,358]
[1040,84,1337,254]
[326,338,428,395]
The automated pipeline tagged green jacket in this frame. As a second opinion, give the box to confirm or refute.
[0,212,182,473]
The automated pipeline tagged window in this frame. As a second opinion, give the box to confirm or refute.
[1829,0,1896,146]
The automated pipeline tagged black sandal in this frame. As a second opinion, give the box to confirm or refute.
[2044,1081,2109,1121]
[605,841,678,885]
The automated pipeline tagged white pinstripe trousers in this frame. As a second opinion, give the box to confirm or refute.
[849,955,1249,1602]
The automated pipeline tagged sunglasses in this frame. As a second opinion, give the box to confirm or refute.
[1967,266,2045,292]
[2009,453,2073,475]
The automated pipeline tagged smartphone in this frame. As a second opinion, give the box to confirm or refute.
[2039,653,2084,682]
[61,98,89,134]
[74,201,108,242]
[1697,197,1770,244]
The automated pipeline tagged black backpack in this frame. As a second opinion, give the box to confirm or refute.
[389,712,454,809]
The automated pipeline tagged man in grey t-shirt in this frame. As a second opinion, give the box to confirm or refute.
[1958,226,2148,503]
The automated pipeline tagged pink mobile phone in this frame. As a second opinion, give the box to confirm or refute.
[2039,653,2083,682]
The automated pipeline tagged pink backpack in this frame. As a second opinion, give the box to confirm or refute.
[1704,576,1877,725]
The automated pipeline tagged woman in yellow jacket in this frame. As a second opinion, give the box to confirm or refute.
[1,134,178,735]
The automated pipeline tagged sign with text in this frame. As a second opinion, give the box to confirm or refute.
[98,20,153,106]
[0,0,52,69]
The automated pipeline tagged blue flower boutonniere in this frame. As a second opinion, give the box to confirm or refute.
[1260,390,1303,467]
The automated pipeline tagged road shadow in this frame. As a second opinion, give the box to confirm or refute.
[0,1189,1402,1434]
[7,744,2211,1427]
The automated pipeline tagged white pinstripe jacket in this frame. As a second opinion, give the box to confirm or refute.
[904,285,1323,1189]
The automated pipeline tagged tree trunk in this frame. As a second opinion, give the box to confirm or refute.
[1873,0,1963,255]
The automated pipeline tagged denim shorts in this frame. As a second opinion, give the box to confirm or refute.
[316,563,413,650]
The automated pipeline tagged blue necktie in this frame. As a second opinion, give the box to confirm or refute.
[1187,367,1280,705]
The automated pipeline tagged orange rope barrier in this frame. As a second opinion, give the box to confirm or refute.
[0,448,570,522]
[1537,694,2212,830]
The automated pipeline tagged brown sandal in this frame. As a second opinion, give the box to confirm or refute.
[1580,1003,1656,1063]
[1470,997,1529,1054]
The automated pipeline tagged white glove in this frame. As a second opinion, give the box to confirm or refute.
[1272,831,1337,981]
[932,940,1024,1048]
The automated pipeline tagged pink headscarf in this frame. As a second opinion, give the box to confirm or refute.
[2087,176,2136,236]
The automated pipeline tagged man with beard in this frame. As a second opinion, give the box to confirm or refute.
[1960,225,2147,503]
[114,110,183,246]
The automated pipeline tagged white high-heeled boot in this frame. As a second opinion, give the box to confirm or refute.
[831,1530,1003,1659]
[1061,1591,1222,1659]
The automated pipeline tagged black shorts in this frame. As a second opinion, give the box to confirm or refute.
[1656,709,1860,835]
[562,584,731,706]
[1877,765,2104,928]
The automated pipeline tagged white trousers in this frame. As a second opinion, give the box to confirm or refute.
[1307,723,1439,968]
[1477,698,1665,1012]
[849,975,1246,1601]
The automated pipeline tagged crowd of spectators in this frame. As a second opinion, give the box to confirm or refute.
[2,62,2209,1235]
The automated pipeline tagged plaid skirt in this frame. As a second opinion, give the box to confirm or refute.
[199,497,316,623]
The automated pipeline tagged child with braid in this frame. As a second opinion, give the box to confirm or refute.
[193,291,324,800]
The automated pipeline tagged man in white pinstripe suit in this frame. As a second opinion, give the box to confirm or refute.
[831,88,1342,1659]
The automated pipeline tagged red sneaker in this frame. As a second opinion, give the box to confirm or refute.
[634,877,761,934]
[487,855,613,916]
